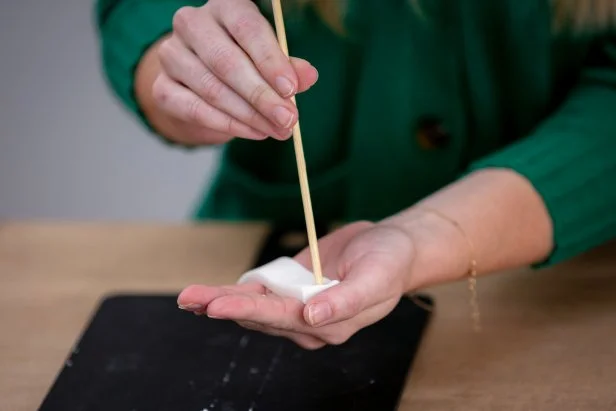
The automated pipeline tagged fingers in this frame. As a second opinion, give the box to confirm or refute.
[214,0,299,97]
[303,281,368,327]
[238,299,398,347]
[177,283,265,311]
[303,255,390,327]
[237,321,325,350]
[152,71,268,140]
[177,284,395,349]
[206,293,310,332]
[173,7,299,135]
[313,298,400,345]
[158,35,292,139]
[290,57,319,93]
[164,118,236,146]
[164,2,319,143]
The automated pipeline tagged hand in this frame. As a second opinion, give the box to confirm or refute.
[135,0,319,145]
[177,170,556,349]
[177,221,421,350]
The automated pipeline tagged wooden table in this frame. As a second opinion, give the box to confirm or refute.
[1,222,615,410]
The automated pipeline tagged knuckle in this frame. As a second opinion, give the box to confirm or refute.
[206,0,224,10]
[208,43,237,75]
[246,107,262,126]
[248,83,270,107]
[199,71,225,103]
[254,49,277,68]
[187,97,203,123]
[212,0,256,15]
[157,38,174,62]
[229,13,261,42]
[225,116,236,135]
[172,6,195,33]
[151,76,168,106]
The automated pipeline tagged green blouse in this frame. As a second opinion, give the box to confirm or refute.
[95,0,616,266]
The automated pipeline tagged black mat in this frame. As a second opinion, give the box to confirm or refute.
[38,226,433,411]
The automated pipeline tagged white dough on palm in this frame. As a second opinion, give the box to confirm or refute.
[237,257,339,303]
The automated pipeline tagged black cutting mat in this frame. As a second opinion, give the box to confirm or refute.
[38,294,432,411]
[38,226,433,411]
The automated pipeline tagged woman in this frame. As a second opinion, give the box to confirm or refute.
[96,0,616,348]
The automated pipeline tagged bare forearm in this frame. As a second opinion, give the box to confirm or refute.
[384,168,554,290]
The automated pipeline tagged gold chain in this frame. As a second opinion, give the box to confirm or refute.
[467,258,481,332]
[417,207,482,332]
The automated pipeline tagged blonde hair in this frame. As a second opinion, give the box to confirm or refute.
[552,0,616,32]
[262,0,616,34]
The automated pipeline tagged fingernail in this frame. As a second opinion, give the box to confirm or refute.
[308,302,332,326]
[312,66,319,82]
[275,76,296,97]
[178,303,203,311]
[273,106,295,128]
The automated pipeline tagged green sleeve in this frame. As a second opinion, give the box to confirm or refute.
[469,35,616,267]
[94,0,206,142]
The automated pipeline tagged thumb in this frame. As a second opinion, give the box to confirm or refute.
[290,57,319,93]
[303,279,369,327]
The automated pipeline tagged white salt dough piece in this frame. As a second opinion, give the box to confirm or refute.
[237,257,339,303]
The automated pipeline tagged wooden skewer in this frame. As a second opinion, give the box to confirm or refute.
[271,0,324,285]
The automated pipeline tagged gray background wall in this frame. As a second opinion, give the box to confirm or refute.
[0,0,218,221]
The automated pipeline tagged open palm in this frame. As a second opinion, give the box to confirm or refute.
[178,221,416,349]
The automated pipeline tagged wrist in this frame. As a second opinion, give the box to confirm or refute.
[381,208,472,292]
